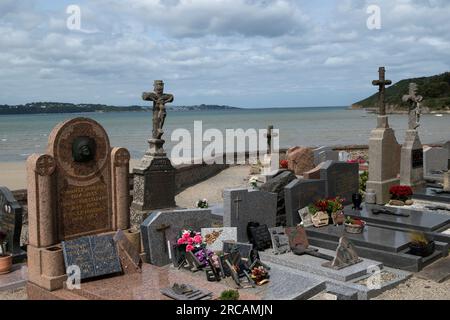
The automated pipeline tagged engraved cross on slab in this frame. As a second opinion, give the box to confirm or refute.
[156,224,171,253]
[234,196,243,221]
[402,83,423,130]
[372,67,392,117]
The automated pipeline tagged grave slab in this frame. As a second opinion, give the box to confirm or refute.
[413,187,450,204]
[306,225,412,253]
[257,263,327,300]
[345,204,450,233]
[259,248,383,282]
[416,256,450,283]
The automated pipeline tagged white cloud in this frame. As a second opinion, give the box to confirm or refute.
[0,0,449,107]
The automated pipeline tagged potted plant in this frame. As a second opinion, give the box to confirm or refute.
[219,289,240,301]
[409,232,435,257]
[0,230,12,274]
[344,216,366,234]
[389,185,413,206]
[308,201,329,227]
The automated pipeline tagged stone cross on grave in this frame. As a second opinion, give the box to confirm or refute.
[234,196,243,221]
[372,67,392,117]
[264,125,278,155]
[402,83,423,130]
[142,80,174,141]
[156,224,171,253]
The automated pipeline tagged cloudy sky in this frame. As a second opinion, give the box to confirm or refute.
[1,0,449,108]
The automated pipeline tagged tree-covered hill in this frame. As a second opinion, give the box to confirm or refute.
[0,102,239,115]
[352,72,450,113]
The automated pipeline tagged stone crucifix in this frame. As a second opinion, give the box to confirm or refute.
[372,67,392,116]
[402,83,423,130]
[142,80,174,140]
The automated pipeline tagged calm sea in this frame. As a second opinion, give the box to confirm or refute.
[0,107,449,162]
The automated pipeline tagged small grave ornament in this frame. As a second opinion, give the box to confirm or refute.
[298,207,314,228]
[311,211,330,228]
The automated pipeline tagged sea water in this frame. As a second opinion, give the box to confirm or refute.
[0,107,449,162]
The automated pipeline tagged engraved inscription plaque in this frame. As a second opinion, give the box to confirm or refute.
[62,234,122,280]
[60,181,110,239]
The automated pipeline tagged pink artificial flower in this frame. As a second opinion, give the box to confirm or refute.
[186,245,194,252]
[187,237,194,245]
[193,235,202,244]
[177,238,186,245]
[182,232,190,240]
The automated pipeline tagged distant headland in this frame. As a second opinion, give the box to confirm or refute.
[0,102,240,115]
[352,72,450,114]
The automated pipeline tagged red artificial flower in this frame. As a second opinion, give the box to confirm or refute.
[186,245,194,252]
[280,160,289,169]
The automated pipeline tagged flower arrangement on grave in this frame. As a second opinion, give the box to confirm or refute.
[280,159,289,169]
[0,230,12,274]
[250,266,270,285]
[344,216,366,234]
[408,231,435,257]
[389,185,413,205]
[177,230,204,253]
[195,198,209,209]
[249,176,260,189]
[308,197,345,226]
[193,248,215,267]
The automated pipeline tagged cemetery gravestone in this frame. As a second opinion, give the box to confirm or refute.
[260,170,297,226]
[366,67,401,204]
[400,83,425,189]
[131,80,177,228]
[141,209,218,266]
[223,189,277,242]
[313,146,333,166]
[269,227,291,255]
[319,161,359,204]
[284,179,326,227]
[0,187,26,262]
[62,234,122,280]
[285,226,309,249]
[27,117,131,291]
[424,147,448,176]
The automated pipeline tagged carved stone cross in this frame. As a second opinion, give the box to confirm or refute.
[234,196,243,221]
[142,80,174,140]
[372,67,392,116]
[156,224,171,253]
[402,83,423,130]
